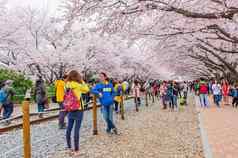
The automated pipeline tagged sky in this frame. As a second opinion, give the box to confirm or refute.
[6,0,61,15]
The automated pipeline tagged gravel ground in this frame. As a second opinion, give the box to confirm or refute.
[0,97,204,158]
[50,96,204,158]
[0,99,139,158]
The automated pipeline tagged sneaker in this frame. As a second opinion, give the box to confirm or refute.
[106,129,111,134]
[112,128,118,135]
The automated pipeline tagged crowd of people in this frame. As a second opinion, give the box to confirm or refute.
[1,70,238,156]
[41,71,191,156]
[192,78,238,108]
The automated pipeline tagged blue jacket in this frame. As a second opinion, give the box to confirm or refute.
[230,88,238,98]
[167,85,173,97]
[91,82,115,106]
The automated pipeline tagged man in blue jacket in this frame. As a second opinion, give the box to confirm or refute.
[91,72,118,135]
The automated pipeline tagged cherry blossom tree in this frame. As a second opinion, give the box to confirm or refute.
[62,0,238,81]
[1,0,238,82]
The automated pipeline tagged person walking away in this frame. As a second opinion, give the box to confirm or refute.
[182,81,188,105]
[122,80,129,96]
[212,80,222,108]
[146,80,153,100]
[35,77,47,118]
[152,81,159,101]
[230,84,238,108]
[160,81,168,109]
[1,80,15,125]
[144,80,151,102]
[0,81,5,117]
[113,80,122,113]
[178,82,183,98]
[194,81,200,95]
[208,80,213,95]
[172,81,179,111]
[64,70,89,156]
[222,80,230,106]
[91,72,118,134]
[55,74,68,129]
[199,79,209,108]
[132,80,141,110]
[167,81,174,111]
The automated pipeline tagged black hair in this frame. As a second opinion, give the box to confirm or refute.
[100,72,109,81]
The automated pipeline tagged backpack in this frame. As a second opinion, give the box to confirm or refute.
[63,89,82,112]
[0,89,7,103]
[180,97,186,106]
[199,84,208,94]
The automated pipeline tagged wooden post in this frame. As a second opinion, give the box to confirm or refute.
[92,95,98,135]
[22,101,31,158]
[145,91,149,107]
[120,94,125,120]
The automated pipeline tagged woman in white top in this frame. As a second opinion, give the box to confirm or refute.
[212,80,222,107]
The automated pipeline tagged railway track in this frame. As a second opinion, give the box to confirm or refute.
[0,96,134,133]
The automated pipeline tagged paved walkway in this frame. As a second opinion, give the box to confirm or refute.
[196,96,238,158]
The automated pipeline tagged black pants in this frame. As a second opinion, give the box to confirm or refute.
[232,97,238,107]
[134,97,141,106]
[114,101,119,112]
[2,103,14,119]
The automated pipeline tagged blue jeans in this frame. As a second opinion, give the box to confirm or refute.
[37,104,44,112]
[101,105,116,133]
[168,96,173,109]
[2,103,13,119]
[214,95,221,107]
[199,94,209,108]
[172,95,178,109]
[66,111,84,151]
